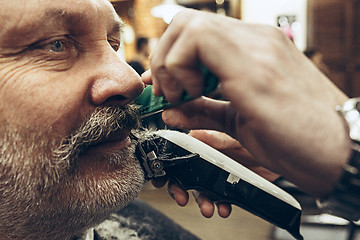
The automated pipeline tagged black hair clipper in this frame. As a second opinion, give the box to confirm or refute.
[135,130,303,240]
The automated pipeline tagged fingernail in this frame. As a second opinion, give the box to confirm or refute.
[192,191,200,204]
[168,188,176,200]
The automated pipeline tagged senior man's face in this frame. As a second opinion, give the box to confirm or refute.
[0,0,145,239]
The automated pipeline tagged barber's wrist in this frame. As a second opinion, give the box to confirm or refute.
[316,98,360,221]
[315,101,352,197]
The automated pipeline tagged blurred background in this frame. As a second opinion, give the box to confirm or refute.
[110,0,360,239]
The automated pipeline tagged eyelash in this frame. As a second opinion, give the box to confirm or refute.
[30,36,78,59]
[30,36,120,59]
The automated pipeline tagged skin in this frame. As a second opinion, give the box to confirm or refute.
[143,9,352,217]
[0,0,145,239]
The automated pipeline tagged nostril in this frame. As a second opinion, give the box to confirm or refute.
[103,95,127,105]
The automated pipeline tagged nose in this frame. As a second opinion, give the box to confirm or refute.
[89,49,144,106]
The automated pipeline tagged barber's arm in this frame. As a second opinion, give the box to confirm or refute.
[143,9,352,217]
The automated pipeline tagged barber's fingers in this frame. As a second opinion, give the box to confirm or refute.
[151,10,213,103]
[189,130,241,150]
[141,70,152,85]
[192,191,232,218]
[150,10,187,100]
[189,130,257,167]
[162,97,239,139]
[217,202,232,218]
[189,130,281,181]
[162,25,205,101]
[168,182,189,207]
[141,67,202,103]
[151,177,167,188]
[167,184,232,218]
[192,191,215,218]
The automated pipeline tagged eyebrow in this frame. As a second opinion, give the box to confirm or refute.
[44,9,125,36]
[45,9,89,29]
[110,18,125,36]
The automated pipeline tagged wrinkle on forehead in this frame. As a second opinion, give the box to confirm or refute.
[0,0,122,47]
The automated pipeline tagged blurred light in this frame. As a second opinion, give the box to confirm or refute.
[123,24,135,44]
[217,8,226,15]
[151,0,186,24]
[278,16,289,27]
[291,21,301,32]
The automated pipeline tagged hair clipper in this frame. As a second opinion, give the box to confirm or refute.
[135,130,303,240]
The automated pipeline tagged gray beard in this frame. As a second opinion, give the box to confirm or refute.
[0,105,146,240]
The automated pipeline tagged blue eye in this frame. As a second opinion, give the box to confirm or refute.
[49,40,65,52]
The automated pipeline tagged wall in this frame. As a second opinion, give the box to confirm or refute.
[241,0,307,51]
[112,0,168,62]
[308,0,360,97]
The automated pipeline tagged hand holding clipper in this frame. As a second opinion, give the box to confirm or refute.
[135,130,303,240]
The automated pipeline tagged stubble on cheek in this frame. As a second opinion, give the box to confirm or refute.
[0,106,145,239]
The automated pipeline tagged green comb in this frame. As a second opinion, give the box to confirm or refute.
[135,66,219,118]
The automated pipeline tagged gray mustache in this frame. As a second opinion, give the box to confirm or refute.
[53,105,140,171]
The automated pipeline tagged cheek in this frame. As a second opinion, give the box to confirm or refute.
[0,64,88,134]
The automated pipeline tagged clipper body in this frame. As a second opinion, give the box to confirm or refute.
[135,130,303,240]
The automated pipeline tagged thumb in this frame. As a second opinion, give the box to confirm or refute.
[189,130,239,150]
[162,97,237,133]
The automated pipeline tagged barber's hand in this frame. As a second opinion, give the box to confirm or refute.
[151,178,232,218]
[151,130,280,218]
[144,9,351,198]
[189,130,280,182]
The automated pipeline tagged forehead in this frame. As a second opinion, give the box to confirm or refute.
[0,0,121,44]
